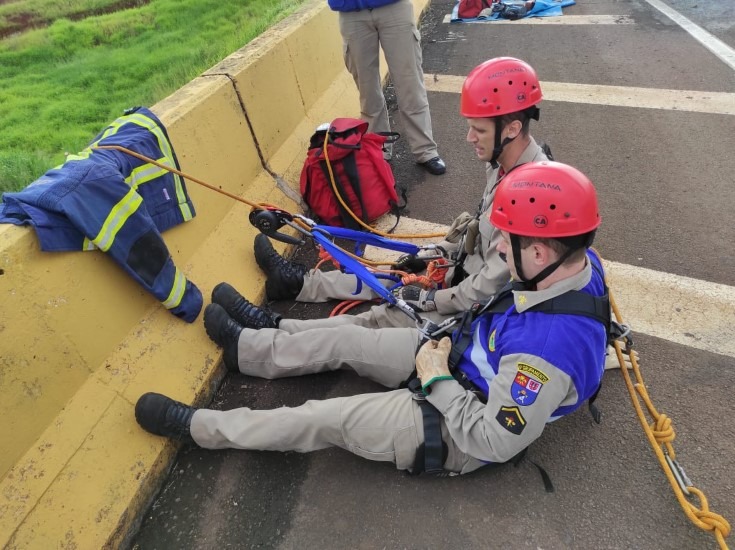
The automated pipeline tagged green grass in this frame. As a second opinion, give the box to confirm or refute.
[0,0,306,194]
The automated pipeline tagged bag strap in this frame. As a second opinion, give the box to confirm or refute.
[317,158,364,230]
[340,152,369,225]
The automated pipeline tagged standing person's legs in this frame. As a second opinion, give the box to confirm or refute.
[339,11,391,134]
[374,0,438,163]
[235,324,420,388]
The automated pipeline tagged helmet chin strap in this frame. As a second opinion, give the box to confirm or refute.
[510,235,578,290]
[489,125,516,169]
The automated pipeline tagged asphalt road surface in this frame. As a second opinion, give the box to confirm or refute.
[132,0,735,548]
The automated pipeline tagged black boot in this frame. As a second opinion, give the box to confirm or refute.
[253,234,308,300]
[135,392,196,444]
[203,303,242,372]
[211,282,281,329]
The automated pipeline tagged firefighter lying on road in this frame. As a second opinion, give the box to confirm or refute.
[135,161,609,475]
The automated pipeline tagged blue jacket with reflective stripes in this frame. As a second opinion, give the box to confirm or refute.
[454,252,607,417]
[0,107,202,322]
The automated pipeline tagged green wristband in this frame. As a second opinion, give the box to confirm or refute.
[421,375,454,395]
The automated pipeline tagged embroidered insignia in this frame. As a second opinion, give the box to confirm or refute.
[517,294,527,306]
[488,329,496,352]
[511,363,549,406]
[496,406,526,435]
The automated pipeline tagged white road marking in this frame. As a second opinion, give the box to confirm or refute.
[443,14,634,25]
[367,216,735,359]
[424,74,735,115]
[604,259,735,359]
[642,0,735,72]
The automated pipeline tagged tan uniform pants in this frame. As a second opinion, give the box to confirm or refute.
[189,325,484,473]
[338,0,438,163]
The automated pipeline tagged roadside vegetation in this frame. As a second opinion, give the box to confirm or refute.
[0,0,306,194]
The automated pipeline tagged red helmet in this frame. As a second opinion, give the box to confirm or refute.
[490,161,601,238]
[460,57,543,118]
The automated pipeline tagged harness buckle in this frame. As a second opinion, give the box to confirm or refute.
[610,321,634,351]
[411,391,427,402]
[407,377,427,401]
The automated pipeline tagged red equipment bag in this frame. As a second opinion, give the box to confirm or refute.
[457,0,493,18]
[299,118,403,229]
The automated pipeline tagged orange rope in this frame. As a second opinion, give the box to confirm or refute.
[400,258,449,289]
[329,300,371,317]
[102,146,441,268]
[99,144,447,242]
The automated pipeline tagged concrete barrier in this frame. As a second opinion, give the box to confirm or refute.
[0,0,430,546]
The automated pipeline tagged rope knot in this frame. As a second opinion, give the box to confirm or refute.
[650,414,675,444]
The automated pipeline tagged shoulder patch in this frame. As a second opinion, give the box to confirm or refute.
[488,329,496,352]
[496,406,526,435]
[511,363,548,406]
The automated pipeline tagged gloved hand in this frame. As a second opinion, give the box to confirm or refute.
[391,254,428,274]
[604,345,639,370]
[393,285,437,312]
[415,337,453,393]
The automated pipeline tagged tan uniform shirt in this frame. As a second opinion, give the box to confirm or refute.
[433,138,549,314]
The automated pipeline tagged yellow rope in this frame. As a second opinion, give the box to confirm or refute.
[607,276,730,549]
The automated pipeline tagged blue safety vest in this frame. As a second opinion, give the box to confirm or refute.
[453,252,607,418]
[0,107,202,322]
[328,0,400,12]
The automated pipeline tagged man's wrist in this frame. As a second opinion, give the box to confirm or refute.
[421,374,454,395]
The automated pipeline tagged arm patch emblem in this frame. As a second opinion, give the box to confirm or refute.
[511,363,547,406]
[496,406,526,435]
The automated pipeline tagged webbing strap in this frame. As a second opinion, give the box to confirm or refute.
[339,153,368,224]
[447,282,515,370]
[408,378,446,475]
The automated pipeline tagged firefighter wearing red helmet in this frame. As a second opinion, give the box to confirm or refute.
[135,160,610,477]
[461,56,545,169]
[490,160,601,288]
[247,57,552,320]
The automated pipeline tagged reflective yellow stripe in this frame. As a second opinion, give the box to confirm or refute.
[74,111,193,251]
[162,268,186,310]
[91,188,143,252]
[123,113,193,222]
[126,162,168,190]
[60,118,130,171]
[89,111,192,221]
[82,237,97,251]
[89,119,128,149]
[53,151,93,169]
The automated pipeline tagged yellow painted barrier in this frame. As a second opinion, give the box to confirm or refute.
[0,0,429,546]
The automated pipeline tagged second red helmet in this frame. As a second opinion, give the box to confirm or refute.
[460,57,543,118]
